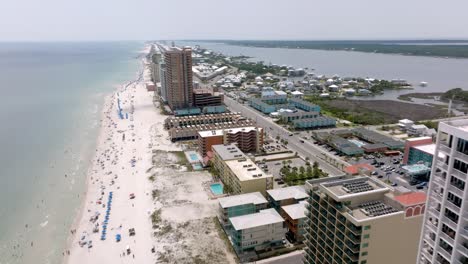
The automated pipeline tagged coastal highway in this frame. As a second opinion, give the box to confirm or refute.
[224,96,347,176]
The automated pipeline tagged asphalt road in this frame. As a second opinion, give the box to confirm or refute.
[224,96,346,176]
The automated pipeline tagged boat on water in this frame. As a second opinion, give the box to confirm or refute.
[420,81,428,87]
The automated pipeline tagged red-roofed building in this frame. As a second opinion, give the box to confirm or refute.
[394,192,427,218]
[344,163,375,175]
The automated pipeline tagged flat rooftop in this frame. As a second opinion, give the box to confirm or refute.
[218,192,267,209]
[267,186,308,201]
[225,158,272,182]
[413,143,446,159]
[212,144,246,161]
[198,126,260,138]
[282,201,307,220]
[230,208,284,230]
[351,200,399,220]
[320,177,388,199]
[394,192,427,207]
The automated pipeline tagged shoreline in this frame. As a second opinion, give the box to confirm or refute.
[63,48,147,263]
[62,93,114,263]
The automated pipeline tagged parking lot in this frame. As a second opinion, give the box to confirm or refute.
[262,141,288,154]
[259,158,307,188]
[350,153,428,191]
[305,138,428,192]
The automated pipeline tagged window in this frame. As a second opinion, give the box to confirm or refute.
[360,261,367,264]
[361,252,368,257]
[364,225,371,230]
[363,234,370,239]
[453,159,468,173]
[362,243,369,248]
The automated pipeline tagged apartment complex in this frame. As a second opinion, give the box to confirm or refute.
[417,119,468,264]
[304,176,425,264]
[161,46,194,110]
[198,126,263,157]
[229,208,286,253]
[164,112,245,129]
[164,113,255,142]
[266,185,308,211]
[281,201,307,242]
[212,144,273,196]
[217,192,268,226]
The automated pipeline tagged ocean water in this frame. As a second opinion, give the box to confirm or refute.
[0,42,142,264]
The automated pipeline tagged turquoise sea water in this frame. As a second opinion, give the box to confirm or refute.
[0,42,142,264]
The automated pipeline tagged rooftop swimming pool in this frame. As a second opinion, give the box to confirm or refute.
[210,183,224,195]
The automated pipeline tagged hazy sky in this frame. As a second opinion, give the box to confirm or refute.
[1,0,467,41]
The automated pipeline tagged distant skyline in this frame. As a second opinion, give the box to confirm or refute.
[1,0,468,41]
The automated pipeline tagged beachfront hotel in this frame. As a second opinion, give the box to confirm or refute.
[217,192,268,226]
[211,144,273,196]
[197,126,264,157]
[160,45,194,110]
[303,176,426,264]
[229,208,286,254]
[417,119,468,264]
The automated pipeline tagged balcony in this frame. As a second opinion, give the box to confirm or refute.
[454,149,468,162]
[439,143,451,154]
[445,200,461,214]
[346,234,361,245]
[449,184,465,198]
[346,224,362,236]
[345,242,360,253]
[439,239,453,255]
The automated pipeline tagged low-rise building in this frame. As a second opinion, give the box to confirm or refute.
[229,208,286,253]
[292,116,336,129]
[281,201,307,242]
[218,192,268,226]
[266,186,308,211]
[408,124,429,137]
[402,136,440,166]
[279,111,319,123]
[361,143,388,153]
[399,119,414,130]
[344,163,375,176]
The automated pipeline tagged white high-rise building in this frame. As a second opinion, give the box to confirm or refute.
[418,119,468,264]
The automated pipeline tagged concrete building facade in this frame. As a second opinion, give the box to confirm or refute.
[266,186,308,211]
[304,176,425,264]
[417,119,468,264]
[197,127,264,157]
[162,46,194,110]
[281,201,307,242]
[229,209,286,253]
[212,148,273,196]
[217,192,268,226]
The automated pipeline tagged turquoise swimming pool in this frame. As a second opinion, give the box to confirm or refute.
[210,183,223,195]
[189,153,198,161]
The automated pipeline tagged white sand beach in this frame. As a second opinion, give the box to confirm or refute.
[65,46,236,264]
